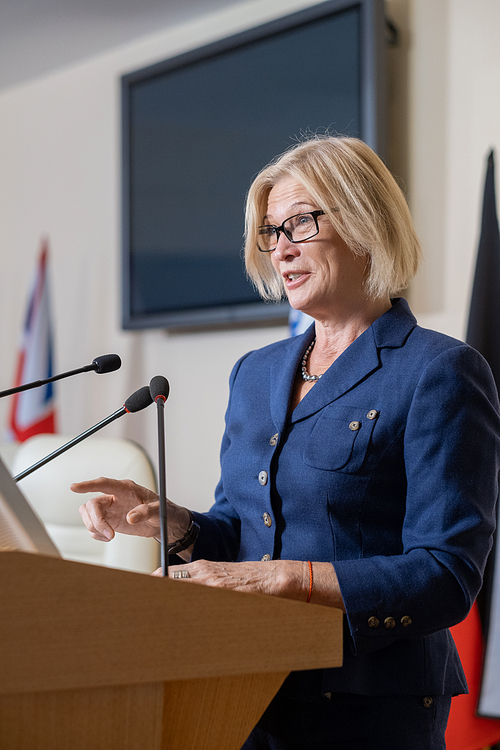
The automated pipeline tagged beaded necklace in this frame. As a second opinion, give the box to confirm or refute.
[301,337,322,382]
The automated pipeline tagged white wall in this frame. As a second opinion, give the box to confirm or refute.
[0,0,499,512]
[406,0,500,339]
[444,0,500,330]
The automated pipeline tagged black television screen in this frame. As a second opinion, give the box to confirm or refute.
[122,0,386,330]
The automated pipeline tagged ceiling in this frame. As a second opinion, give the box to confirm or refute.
[0,0,246,91]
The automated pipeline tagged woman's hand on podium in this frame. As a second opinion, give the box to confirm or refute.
[154,559,346,610]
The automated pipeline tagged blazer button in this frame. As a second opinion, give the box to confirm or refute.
[384,617,396,629]
[367,616,379,628]
[349,421,361,431]
[422,697,433,709]
[258,471,268,486]
[263,512,272,527]
[401,615,413,627]
[367,409,379,420]
[269,433,279,446]
[261,553,271,561]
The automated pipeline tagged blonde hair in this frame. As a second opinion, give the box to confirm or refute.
[244,135,421,300]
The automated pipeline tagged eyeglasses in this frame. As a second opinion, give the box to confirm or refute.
[257,210,326,253]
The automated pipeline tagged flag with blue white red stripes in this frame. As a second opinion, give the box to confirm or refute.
[9,240,57,441]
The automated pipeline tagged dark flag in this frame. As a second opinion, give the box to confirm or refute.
[445,150,500,749]
[467,151,500,645]
[467,150,500,392]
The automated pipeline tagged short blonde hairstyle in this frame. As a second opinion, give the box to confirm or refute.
[244,136,421,300]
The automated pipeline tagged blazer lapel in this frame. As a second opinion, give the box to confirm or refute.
[270,324,315,432]
[291,326,381,422]
[288,299,418,424]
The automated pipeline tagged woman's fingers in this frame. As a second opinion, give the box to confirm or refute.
[126,500,160,526]
[79,495,115,541]
[71,477,130,495]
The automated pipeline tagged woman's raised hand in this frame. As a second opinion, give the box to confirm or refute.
[71,477,160,541]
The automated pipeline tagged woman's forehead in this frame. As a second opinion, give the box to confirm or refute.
[265,177,315,219]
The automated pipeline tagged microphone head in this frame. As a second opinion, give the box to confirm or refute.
[93,354,122,374]
[124,385,153,413]
[149,375,170,403]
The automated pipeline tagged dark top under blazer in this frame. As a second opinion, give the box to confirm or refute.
[191,298,500,697]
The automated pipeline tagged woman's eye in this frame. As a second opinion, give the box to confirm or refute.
[288,214,313,231]
[298,214,313,225]
[259,226,276,237]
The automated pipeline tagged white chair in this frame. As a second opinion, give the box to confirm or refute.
[11,434,160,574]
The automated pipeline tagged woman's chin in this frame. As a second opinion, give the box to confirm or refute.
[289,298,316,317]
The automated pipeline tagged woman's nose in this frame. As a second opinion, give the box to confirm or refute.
[272,232,300,262]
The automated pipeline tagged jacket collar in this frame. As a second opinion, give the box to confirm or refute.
[270,298,417,430]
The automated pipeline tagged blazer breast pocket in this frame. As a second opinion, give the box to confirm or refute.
[303,405,379,473]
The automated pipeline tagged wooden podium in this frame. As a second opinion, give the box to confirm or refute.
[0,551,342,750]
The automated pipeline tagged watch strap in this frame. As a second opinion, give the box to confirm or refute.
[167,514,200,555]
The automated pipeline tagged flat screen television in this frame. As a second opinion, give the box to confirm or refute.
[121,0,386,330]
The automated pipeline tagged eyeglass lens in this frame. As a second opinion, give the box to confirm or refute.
[258,212,320,252]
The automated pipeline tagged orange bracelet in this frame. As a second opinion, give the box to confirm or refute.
[306,560,314,603]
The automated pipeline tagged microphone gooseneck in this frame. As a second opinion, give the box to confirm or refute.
[13,384,153,483]
[0,353,122,399]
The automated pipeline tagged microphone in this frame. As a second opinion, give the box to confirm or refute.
[13,385,152,482]
[0,354,122,398]
[149,375,170,403]
[91,354,122,374]
[149,376,170,576]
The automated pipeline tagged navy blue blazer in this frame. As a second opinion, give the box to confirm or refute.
[192,299,500,697]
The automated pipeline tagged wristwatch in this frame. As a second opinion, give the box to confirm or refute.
[167,513,200,555]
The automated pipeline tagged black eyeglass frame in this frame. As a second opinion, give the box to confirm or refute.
[257,210,325,253]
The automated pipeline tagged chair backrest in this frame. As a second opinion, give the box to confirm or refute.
[11,434,160,574]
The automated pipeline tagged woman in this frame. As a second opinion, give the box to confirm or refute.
[74,136,500,749]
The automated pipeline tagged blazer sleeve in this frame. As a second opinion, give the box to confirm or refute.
[334,344,500,656]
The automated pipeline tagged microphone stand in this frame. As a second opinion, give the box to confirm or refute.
[0,367,92,398]
[13,385,152,483]
[155,395,169,577]
[0,355,121,399]
[13,408,127,482]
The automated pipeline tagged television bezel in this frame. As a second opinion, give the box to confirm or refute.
[121,0,386,331]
